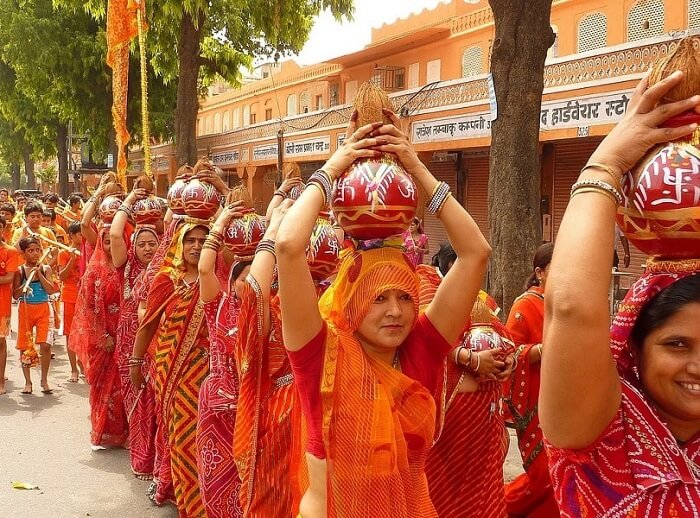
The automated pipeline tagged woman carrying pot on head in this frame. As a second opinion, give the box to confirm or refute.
[540,70,700,515]
[276,107,491,517]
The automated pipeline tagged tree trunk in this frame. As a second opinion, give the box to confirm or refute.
[175,11,204,167]
[57,124,69,198]
[10,161,21,192]
[23,146,35,189]
[487,0,554,315]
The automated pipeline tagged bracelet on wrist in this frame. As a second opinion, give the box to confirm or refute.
[256,239,276,258]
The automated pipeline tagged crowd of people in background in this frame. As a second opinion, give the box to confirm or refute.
[0,68,698,518]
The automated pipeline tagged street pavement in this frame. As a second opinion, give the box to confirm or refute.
[0,306,523,517]
[0,307,178,518]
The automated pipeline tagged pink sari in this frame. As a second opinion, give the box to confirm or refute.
[197,285,244,518]
[72,229,127,447]
[116,228,159,479]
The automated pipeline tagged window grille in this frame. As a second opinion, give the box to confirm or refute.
[627,0,665,41]
[578,13,607,53]
[690,0,700,29]
[287,95,297,116]
[461,46,483,78]
[370,66,406,92]
[300,91,310,113]
[233,108,240,129]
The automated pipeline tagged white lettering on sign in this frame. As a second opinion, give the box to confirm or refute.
[211,150,240,165]
[412,90,634,143]
[284,136,330,157]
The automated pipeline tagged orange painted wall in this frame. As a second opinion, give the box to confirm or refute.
[195,0,691,134]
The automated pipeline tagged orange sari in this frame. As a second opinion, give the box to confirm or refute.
[233,277,295,517]
[503,286,559,518]
[292,247,439,517]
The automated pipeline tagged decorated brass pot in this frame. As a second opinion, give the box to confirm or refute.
[332,154,418,240]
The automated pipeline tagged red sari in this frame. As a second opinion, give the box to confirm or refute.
[72,231,127,447]
[503,286,559,518]
[116,229,158,479]
[546,263,700,517]
[196,288,244,518]
[233,277,295,517]
[419,266,509,518]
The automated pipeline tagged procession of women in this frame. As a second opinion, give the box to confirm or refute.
[2,33,700,517]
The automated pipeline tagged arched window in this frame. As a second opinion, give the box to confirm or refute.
[461,46,482,78]
[300,91,310,113]
[577,13,607,53]
[547,25,559,60]
[287,94,297,116]
[222,111,230,132]
[214,113,222,133]
[242,106,250,127]
[233,108,241,129]
[205,115,212,134]
[627,0,665,41]
[690,0,700,29]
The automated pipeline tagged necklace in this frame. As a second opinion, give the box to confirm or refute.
[392,350,400,370]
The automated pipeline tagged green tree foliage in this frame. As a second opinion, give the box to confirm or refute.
[0,0,177,193]
[57,0,354,165]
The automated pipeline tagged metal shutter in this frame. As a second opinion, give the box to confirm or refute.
[423,160,458,259]
[465,155,490,240]
[553,139,644,274]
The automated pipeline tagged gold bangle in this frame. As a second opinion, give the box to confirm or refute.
[581,163,622,189]
[570,186,619,205]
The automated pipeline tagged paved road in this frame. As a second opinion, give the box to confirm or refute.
[0,311,178,518]
[0,308,523,518]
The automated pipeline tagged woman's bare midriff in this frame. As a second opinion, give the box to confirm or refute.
[299,453,327,518]
[457,371,479,393]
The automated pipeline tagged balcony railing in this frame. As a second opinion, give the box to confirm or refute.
[131,33,686,162]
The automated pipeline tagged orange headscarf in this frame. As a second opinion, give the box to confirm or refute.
[310,244,438,517]
[319,244,419,332]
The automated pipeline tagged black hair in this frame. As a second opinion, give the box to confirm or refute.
[68,194,82,205]
[43,209,57,221]
[23,201,44,216]
[0,202,15,215]
[526,242,555,288]
[45,193,59,203]
[431,242,457,277]
[18,236,40,252]
[0,216,6,228]
[0,188,8,194]
[231,261,252,283]
[630,274,700,347]
[68,221,81,235]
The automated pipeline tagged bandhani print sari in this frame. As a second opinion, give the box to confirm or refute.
[72,228,127,447]
[196,284,244,518]
[116,228,159,479]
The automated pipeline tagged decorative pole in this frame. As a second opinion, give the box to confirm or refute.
[135,2,153,180]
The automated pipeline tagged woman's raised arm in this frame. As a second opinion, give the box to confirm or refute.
[372,110,491,346]
[199,202,243,303]
[540,72,700,449]
[111,188,146,268]
[276,114,382,351]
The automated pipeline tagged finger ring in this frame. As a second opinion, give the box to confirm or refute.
[140,383,146,389]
